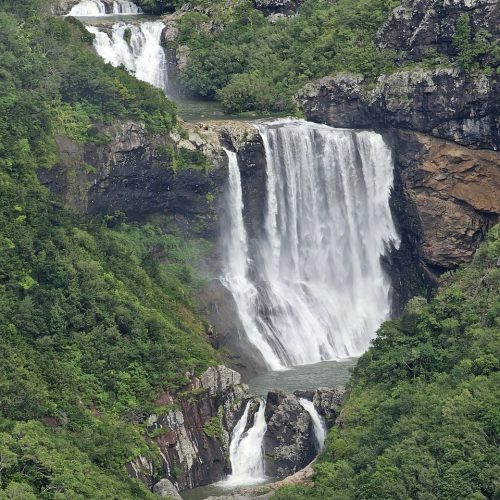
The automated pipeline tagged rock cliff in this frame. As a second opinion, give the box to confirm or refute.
[125,365,343,494]
[38,121,228,238]
[299,69,499,150]
[376,0,500,62]
[297,0,500,272]
[127,365,250,492]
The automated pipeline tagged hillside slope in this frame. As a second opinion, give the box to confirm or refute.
[275,226,500,499]
[0,1,216,497]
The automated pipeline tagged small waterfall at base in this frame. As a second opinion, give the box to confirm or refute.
[222,119,400,369]
[69,0,142,16]
[86,21,168,93]
[221,400,267,487]
[299,398,327,451]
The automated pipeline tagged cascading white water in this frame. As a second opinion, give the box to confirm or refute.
[222,150,284,369]
[299,398,327,451]
[222,119,399,369]
[221,400,267,487]
[86,21,168,92]
[69,0,142,16]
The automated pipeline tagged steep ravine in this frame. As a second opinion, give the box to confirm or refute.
[41,1,499,497]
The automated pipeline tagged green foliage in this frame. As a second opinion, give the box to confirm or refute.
[0,5,176,176]
[453,14,500,73]
[178,0,399,112]
[277,226,500,499]
[203,413,223,440]
[0,1,214,497]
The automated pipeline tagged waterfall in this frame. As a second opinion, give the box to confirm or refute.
[221,149,284,370]
[222,119,399,369]
[69,0,142,16]
[299,398,327,451]
[86,21,168,92]
[221,400,267,487]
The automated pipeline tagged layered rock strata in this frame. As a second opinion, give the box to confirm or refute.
[125,364,343,494]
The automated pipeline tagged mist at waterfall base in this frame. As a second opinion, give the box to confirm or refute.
[221,119,399,371]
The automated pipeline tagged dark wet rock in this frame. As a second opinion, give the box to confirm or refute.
[263,391,316,478]
[298,69,499,150]
[376,0,500,62]
[38,121,228,239]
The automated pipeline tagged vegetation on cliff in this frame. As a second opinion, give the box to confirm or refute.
[275,226,500,499]
[0,1,215,497]
[177,0,399,113]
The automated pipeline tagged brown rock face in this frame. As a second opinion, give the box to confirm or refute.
[396,131,500,269]
[127,366,250,491]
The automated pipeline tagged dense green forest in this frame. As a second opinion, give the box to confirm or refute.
[0,1,215,497]
[172,0,499,113]
[1,0,499,498]
[275,227,500,499]
[176,0,400,112]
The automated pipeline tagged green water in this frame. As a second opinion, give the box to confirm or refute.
[175,98,289,123]
[248,358,357,396]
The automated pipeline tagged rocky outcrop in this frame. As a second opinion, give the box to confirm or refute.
[263,387,344,478]
[376,0,500,62]
[153,479,182,499]
[394,130,500,269]
[253,0,304,17]
[264,391,317,477]
[38,120,230,238]
[298,69,499,150]
[127,366,250,492]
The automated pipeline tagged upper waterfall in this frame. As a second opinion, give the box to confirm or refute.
[86,21,168,93]
[69,0,142,16]
[222,119,399,369]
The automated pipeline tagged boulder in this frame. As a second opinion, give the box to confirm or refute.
[263,391,316,478]
[153,479,182,499]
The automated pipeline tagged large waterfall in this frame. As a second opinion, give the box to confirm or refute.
[222,119,399,369]
[86,21,168,92]
[221,400,267,487]
[69,0,142,16]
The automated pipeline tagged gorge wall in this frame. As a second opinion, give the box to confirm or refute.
[298,0,500,276]
[124,365,343,493]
